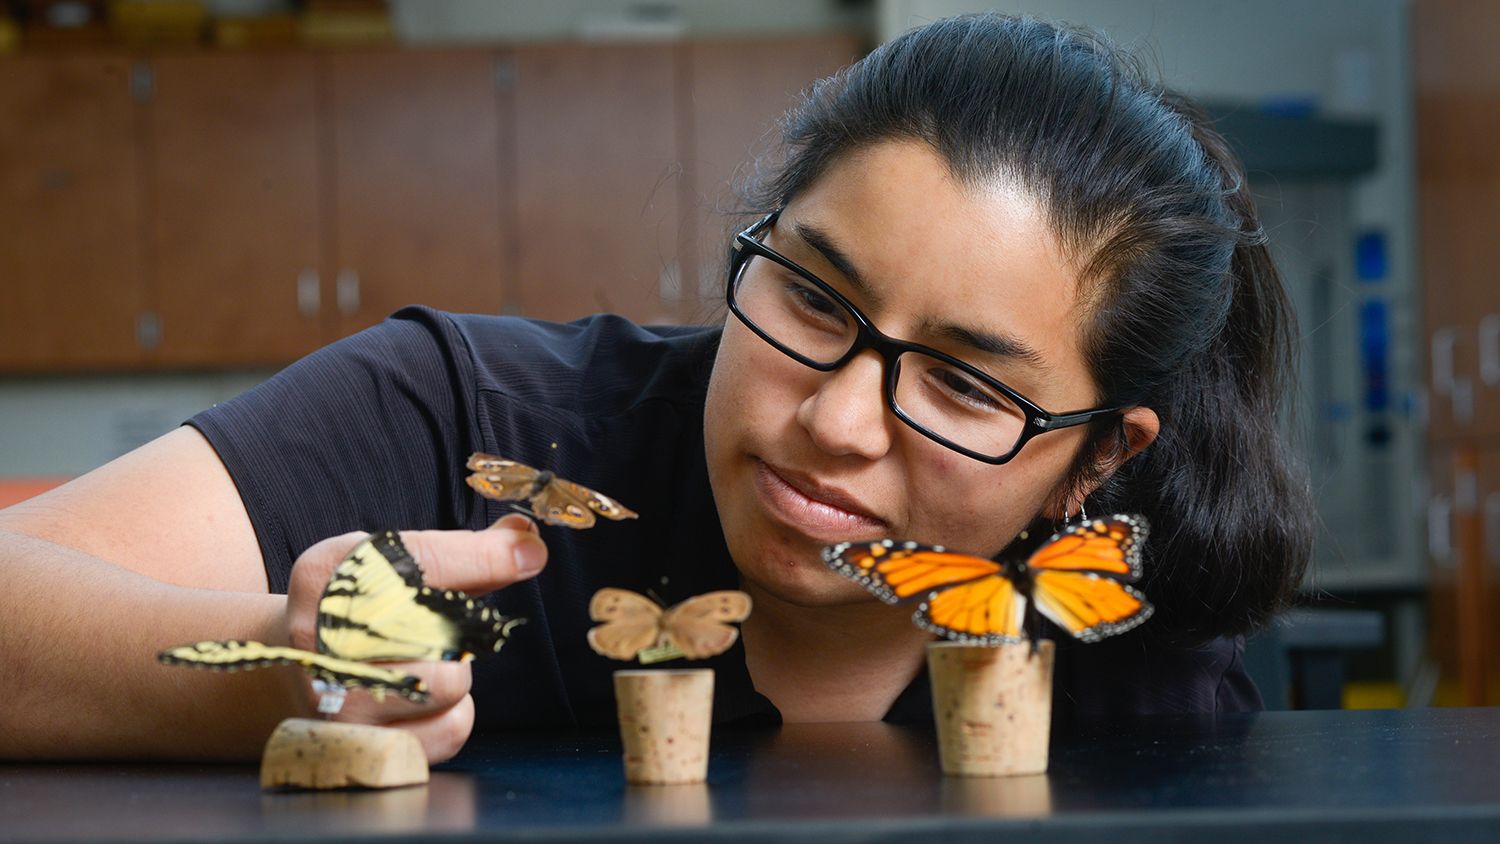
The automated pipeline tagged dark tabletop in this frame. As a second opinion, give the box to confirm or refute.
[3,708,1499,843]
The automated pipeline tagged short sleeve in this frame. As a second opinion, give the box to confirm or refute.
[187,307,486,593]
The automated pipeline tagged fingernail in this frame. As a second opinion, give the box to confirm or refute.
[495,513,534,532]
[513,538,546,575]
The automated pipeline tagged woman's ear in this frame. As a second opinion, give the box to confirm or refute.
[1117,406,1160,465]
[1048,406,1160,519]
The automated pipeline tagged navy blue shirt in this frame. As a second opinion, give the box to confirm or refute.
[189,306,1261,732]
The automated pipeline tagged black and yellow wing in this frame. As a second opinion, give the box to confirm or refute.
[157,640,428,702]
[316,530,524,663]
[158,531,524,703]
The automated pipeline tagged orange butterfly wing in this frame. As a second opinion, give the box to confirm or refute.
[823,540,1001,604]
[916,572,1027,644]
[824,540,1027,644]
[823,515,1154,644]
[1028,515,1145,579]
[1025,516,1153,641]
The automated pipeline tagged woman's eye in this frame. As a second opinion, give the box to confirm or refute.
[934,367,1001,409]
[785,281,845,322]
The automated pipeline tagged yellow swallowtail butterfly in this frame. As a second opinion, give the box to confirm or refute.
[158,531,524,707]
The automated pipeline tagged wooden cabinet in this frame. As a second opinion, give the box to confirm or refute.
[681,35,863,315]
[512,43,681,324]
[1425,444,1500,705]
[146,48,508,366]
[1416,0,1500,704]
[146,52,324,366]
[0,55,144,370]
[0,34,864,370]
[326,49,509,337]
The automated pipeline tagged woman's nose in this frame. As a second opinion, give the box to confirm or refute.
[795,349,895,460]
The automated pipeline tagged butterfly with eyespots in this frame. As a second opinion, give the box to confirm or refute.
[465,453,639,529]
[823,515,1153,645]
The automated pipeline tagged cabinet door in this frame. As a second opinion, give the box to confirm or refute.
[1428,444,1498,706]
[681,35,863,317]
[326,49,509,338]
[513,43,680,324]
[147,52,323,367]
[1415,0,1500,439]
[1426,444,1460,695]
[0,55,143,370]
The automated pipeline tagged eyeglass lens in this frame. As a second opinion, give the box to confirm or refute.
[732,251,1029,458]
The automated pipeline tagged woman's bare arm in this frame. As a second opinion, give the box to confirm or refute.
[0,427,302,758]
[0,427,548,761]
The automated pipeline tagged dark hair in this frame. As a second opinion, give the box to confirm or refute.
[744,13,1314,645]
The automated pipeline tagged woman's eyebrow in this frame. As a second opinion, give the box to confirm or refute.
[790,221,887,310]
[923,319,1050,371]
[791,218,1047,372]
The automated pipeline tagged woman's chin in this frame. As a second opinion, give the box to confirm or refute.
[735,551,881,609]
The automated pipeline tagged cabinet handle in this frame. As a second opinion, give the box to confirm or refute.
[1431,327,1456,396]
[1429,494,1454,565]
[1482,315,1500,386]
[1453,376,1475,426]
[336,269,360,315]
[136,311,161,350]
[1485,493,1500,563]
[297,269,320,317]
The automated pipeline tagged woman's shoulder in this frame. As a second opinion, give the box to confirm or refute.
[394,306,722,414]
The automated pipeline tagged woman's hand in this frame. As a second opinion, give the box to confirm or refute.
[282,513,547,762]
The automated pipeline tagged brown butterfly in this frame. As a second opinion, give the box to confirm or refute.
[587,588,753,662]
[465,453,639,529]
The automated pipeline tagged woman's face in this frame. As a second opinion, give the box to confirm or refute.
[705,139,1105,608]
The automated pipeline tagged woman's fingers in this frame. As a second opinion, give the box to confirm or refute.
[280,523,543,755]
[398,692,477,763]
[327,659,473,723]
[286,523,547,647]
[490,512,538,533]
[398,525,548,596]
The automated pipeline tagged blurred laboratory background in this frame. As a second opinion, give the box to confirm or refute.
[0,0,1490,710]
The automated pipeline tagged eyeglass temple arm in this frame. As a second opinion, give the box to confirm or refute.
[1033,407,1124,431]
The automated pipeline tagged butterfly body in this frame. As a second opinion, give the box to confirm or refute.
[465,453,638,529]
[587,588,752,662]
[823,515,1153,645]
[159,531,525,703]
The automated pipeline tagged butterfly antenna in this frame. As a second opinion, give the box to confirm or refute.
[644,588,668,607]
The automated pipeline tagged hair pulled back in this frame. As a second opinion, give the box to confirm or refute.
[747,13,1314,644]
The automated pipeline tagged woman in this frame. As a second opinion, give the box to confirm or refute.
[0,13,1310,761]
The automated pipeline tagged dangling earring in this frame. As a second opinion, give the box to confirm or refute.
[1072,500,1089,526]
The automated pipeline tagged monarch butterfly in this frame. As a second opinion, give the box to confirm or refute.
[466,453,639,529]
[587,588,752,662]
[822,515,1153,645]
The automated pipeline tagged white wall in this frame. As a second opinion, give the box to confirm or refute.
[0,373,270,476]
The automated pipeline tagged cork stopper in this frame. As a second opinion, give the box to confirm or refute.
[260,718,428,790]
[927,640,1055,776]
[613,668,715,784]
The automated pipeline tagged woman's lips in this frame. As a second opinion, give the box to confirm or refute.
[754,460,886,540]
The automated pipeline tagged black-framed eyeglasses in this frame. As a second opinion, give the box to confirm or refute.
[726,209,1123,465]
